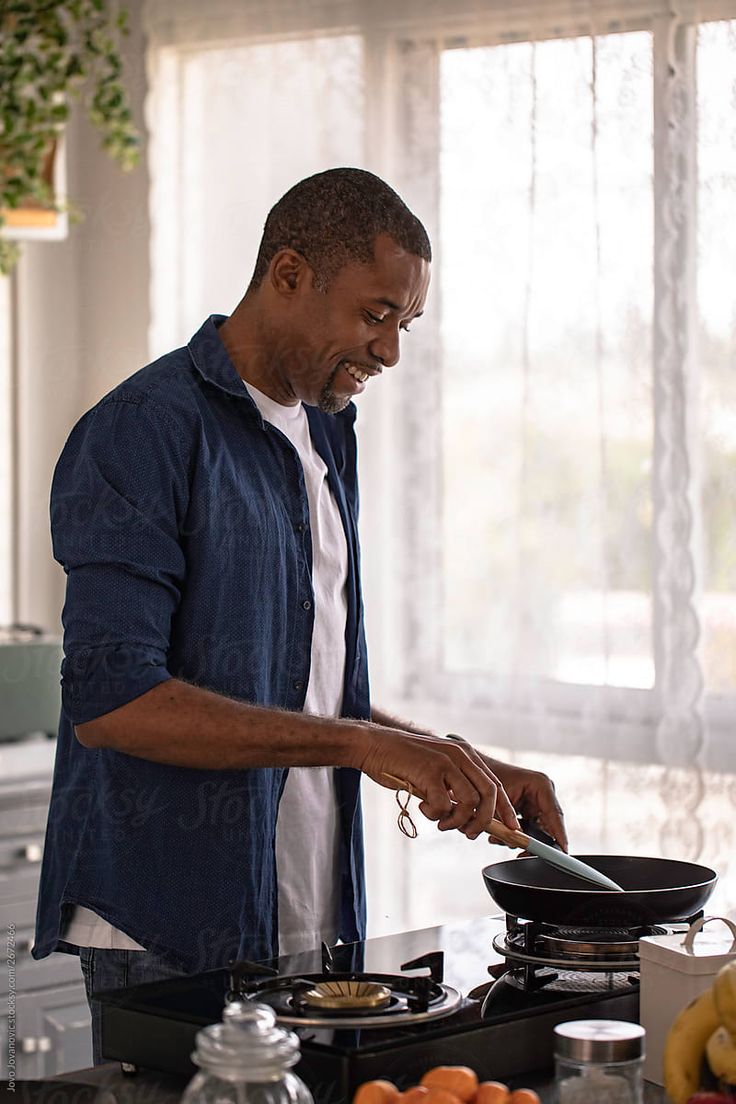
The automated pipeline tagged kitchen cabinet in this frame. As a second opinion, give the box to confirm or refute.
[0,735,92,1077]
[12,987,91,1079]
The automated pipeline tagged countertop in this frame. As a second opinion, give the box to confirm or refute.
[1,1064,670,1104]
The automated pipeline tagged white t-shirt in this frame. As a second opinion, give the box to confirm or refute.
[63,381,348,957]
[245,381,347,955]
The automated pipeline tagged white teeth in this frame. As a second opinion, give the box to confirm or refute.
[344,363,369,383]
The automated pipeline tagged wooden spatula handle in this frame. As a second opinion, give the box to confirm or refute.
[487,819,530,849]
[381,772,529,848]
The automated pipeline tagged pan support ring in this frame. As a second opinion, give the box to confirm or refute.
[492,932,641,972]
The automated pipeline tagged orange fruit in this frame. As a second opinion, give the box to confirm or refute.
[421,1089,464,1104]
[508,1092,541,1104]
[353,1081,401,1104]
[400,1089,431,1104]
[475,1084,510,1104]
[420,1067,479,1103]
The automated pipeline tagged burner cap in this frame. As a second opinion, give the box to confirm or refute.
[301,981,392,1010]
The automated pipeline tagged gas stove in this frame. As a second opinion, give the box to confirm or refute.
[94,914,682,1101]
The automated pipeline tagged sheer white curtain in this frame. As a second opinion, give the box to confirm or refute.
[143,0,736,935]
[144,30,365,357]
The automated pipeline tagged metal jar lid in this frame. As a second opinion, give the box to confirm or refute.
[554,1020,646,1063]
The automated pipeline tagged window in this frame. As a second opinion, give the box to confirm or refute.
[371,11,736,931]
[388,13,736,753]
[439,32,654,690]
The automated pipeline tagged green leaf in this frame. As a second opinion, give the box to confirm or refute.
[65,55,83,78]
[1,0,141,269]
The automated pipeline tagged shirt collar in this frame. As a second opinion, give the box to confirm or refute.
[187,314,256,403]
[187,313,358,428]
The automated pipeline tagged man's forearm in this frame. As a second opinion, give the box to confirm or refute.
[370,706,437,737]
[75,682,527,834]
[75,678,366,770]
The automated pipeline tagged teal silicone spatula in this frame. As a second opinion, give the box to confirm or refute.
[382,772,624,892]
[487,819,624,892]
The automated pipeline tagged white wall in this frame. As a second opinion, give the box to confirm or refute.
[14,0,151,633]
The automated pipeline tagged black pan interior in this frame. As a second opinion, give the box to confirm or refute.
[487,855,715,892]
[482,855,717,926]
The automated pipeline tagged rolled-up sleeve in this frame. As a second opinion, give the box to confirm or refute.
[51,395,190,725]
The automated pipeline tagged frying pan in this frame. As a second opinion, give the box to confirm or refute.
[482,855,717,927]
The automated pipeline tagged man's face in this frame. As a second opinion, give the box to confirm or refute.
[281,233,430,413]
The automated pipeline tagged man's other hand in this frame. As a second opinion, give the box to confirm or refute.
[479,756,568,852]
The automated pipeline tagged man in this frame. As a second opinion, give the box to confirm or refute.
[33,168,566,1063]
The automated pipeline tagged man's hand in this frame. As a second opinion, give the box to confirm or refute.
[357,728,521,838]
[362,710,567,849]
[478,755,568,852]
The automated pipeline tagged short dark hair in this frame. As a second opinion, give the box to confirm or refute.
[248,167,431,292]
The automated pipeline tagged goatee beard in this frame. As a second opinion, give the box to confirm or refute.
[317,365,351,414]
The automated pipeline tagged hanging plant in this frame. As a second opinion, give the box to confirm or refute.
[0,0,141,274]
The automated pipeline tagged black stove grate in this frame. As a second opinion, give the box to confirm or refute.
[226,947,449,1020]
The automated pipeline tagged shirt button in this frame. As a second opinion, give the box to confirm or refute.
[302,599,312,611]
[293,679,304,691]
[295,522,306,533]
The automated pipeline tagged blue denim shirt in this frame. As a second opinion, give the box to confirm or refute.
[32,315,369,973]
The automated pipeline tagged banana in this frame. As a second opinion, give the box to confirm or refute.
[663,986,720,1104]
[714,962,736,1036]
[706,1024,736,1084]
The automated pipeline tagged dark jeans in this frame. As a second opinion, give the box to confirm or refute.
[79,946,189,1066]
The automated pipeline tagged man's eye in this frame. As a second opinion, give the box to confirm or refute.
[365,312,385,324]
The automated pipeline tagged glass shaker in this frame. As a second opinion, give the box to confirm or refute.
[180,999,314,1104]
[554,1019,646,1104]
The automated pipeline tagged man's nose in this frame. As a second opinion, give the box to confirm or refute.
[368,327,401,369]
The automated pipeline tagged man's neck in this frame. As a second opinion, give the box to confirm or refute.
[218,302,298,406]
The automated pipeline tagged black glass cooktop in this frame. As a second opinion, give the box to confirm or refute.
[96,917,640,1101]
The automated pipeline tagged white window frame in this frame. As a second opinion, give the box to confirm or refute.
[362,7,736,773]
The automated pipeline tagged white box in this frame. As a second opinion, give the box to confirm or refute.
[639,915,736,1085]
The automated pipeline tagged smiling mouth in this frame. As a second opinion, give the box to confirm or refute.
[342,361,380,384]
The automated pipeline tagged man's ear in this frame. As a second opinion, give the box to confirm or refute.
[270,249,309,295]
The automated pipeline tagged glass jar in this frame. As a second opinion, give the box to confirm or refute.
[180,999,314,1104]
[554,1019,646,1104]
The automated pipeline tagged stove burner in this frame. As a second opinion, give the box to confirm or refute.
[535,924,667,961]
[494,929,641,971]
[246,975,464,1028]
[301,980,392,1010]
[225,948,464,1028]
[497,915,670,970]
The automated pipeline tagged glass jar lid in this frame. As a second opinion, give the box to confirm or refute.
[192,1000,301,1078]
[554,1019,646,1063]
